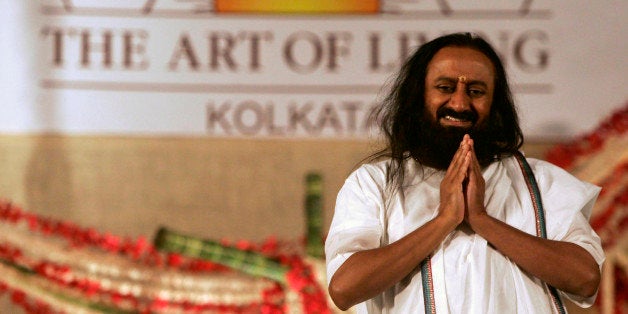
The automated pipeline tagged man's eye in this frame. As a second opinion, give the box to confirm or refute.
[437,85,454,93]
[468,89,486,97]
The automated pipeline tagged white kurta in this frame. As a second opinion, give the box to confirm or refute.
[325,155,605,314]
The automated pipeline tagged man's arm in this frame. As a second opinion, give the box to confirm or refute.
[328,138,473,310]
[328,215,457,310]
[464,136,601,298]
[469,214,600,297]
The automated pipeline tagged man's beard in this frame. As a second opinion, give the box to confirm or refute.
[411,107,498,170]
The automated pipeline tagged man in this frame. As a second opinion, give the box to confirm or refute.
[325,33,604,313]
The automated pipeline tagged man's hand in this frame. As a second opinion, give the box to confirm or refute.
[438,134,472,226]
[463,135,487,226]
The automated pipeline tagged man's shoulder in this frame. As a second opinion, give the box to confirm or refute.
[514,154,566,174]
[499,152,561,171]
[501,152,596,189]
[350,159,390,180]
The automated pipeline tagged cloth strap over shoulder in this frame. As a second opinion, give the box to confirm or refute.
[513,151,567,314]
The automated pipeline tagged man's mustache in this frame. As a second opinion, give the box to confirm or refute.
[437,107,478,124]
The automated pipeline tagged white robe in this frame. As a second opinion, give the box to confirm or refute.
[325,155,605,314]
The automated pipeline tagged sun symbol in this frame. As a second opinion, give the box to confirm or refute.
[213,0,380,14]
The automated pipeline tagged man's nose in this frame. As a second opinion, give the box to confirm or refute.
[449,84,471,111]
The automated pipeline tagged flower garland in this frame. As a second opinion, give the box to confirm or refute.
[544,102,628,313]
[545,103,627,170]
[544,103,627,242]
[589,163,628,248]
[0,200,331,313]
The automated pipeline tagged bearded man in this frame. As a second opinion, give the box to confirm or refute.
[325,33,604,313]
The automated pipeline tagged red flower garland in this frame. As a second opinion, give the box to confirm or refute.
[0,200,331,313]
[545,103,628,170]
[544,102,628,313]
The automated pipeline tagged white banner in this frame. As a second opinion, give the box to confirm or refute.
[1,0,626,139]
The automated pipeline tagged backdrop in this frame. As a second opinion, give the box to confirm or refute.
[1,0,626,141]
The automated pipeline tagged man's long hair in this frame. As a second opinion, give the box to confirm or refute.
[370,32,524,190]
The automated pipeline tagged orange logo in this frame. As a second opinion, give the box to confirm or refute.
[214,0,380,14]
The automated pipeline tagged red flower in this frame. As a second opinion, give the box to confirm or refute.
[82,279,101,297]
[101,233,121,252]
[260,237,278,255]
[0,281,8,293]
[11,290,26,305]
[167,253,184,267]
[236,239,254,251]
[149,297,169,311]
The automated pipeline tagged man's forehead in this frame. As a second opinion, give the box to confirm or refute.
[426,47,496,80]
[432,75,489,87]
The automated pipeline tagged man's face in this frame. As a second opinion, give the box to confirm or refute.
[412,46,497,170]
[424,46,495,131]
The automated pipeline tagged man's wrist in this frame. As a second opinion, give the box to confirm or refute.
[467,211,492,234]
[434,213,461,233]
